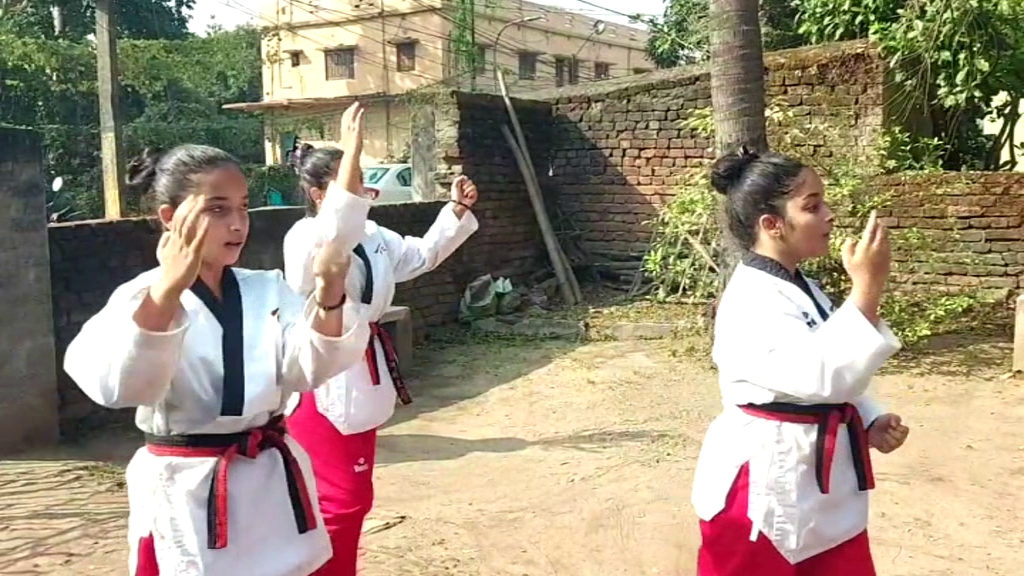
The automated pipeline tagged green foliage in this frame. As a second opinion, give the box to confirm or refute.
[647,0,1024,170]
[794,0,1024,170]
[643,103,985,345]
[0,26,265,220]
[243,165,300,208]
[638,0,806,69]
[0,0,194,41]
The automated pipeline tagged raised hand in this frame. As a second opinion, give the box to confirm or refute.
[154,195,210,299]
[339,101,365,157]
[450,175,479,208]
[842,210,891,299]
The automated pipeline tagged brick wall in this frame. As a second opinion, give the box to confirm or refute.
[877,172,1024,293]
[49,92,550,435]
[520,40,887,260]
[0,128,60,455]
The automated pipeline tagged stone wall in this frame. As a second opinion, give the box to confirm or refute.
[521,40,888,261]
[877,172,1024,293]
[0,128,60,454]
[49,91,550,435]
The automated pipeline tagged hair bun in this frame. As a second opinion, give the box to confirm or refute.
[710,145,760,195]
[125,147,164,200]
[289,143,315,174]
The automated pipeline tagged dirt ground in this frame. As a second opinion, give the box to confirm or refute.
[1,333,1022,576]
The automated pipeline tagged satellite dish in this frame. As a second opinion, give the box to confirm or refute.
[52,176,64,193]
[593,20,607,35]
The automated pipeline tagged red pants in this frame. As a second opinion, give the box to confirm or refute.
[698,464,876,576]
[288,392,377,576]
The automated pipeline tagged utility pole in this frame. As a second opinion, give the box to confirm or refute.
[96,0,126,219]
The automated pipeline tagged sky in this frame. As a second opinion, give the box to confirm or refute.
[187,0,666,35]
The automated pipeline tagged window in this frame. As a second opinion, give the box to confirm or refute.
[568,58,580,85]
[554,57,568,87]
[325,48,355,80]
[518,52,538,80]
[286,50,302,67]
[474,44,488,76]
[396,41,417,72]
[396,167,412,187]
[594,62,610,80]
[363,167,389,185]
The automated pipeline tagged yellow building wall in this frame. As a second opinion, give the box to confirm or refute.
[263,99,414,166]
[256,0,650,166]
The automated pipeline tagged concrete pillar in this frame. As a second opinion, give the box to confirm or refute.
[0,127,60,454]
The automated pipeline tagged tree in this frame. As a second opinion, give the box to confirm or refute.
[709,0,768,155]
[708,0,768,291]
[0,0,194,40]
[641,0,804,68]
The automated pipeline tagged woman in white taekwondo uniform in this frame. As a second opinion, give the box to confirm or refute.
[63,144,370,576]
[691,147,911,576]
[282,103,480,576]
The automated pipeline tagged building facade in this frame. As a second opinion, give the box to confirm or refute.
[227,0,650,168]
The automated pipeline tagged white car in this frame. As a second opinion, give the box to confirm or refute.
[362,164,414,204]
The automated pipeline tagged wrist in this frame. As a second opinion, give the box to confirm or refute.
[314,278,346,310]
[150,277,183,308]
[450,200,471,217]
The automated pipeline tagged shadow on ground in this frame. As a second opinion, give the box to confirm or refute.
[885,333,1013,379]
[376,428,677,465]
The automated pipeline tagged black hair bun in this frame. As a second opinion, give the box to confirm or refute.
[289,143,315,174]
[710,145,759,196]
[125,147,164,200]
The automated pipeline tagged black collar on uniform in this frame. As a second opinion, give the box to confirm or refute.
[741,252,830,321]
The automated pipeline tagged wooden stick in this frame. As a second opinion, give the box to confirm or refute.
[496,68,582,303]
[501,125,575,306]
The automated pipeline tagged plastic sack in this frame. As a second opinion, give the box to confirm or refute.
[459,274,499,322]
[494,277,521,315]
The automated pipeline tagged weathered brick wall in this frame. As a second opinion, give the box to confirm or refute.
[877,172,1024,293]
[51,148,547,435]
[521,40,887,260]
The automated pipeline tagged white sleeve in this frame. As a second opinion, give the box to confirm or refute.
[283,221,317,298]
[733,301,902,403]
[63,281,188,409]
[853,394,886,429]
[384,203,479,283]
[315,187,373,255]
[275,271,370,393]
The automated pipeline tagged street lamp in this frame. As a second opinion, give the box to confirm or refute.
[494,15,544,84]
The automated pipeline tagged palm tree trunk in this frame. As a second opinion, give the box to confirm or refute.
[709,0,768,296]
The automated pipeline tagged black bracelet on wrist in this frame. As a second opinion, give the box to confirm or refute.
[316,293,346,312]
[451,200,472,210]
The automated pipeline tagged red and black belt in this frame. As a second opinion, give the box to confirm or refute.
[739,402,875,494]
[352,243,412,406]
[144,415,317,550]
[366,322,412,405]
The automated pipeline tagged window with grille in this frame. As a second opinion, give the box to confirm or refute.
[396,42,416,72]
[568,58,580,85]
[325,48,355,80]
[518,52,537,80]
[554,57,568,87]
[594,62,610,80]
